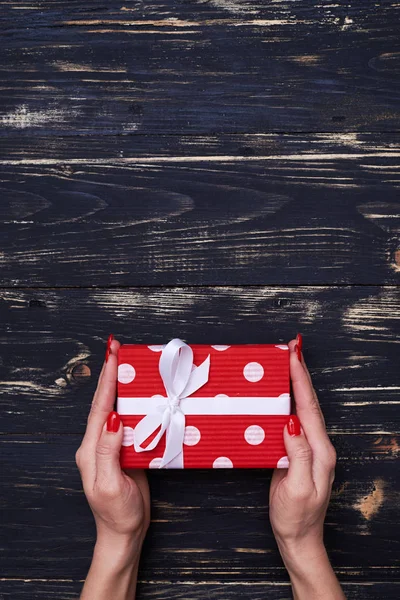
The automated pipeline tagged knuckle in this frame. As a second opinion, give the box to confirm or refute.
[88,401,100,420]
[291,484,313,502]
[143,514,151,533]
[96,480,121,499]
[294,444,312,463]
[328,446,337,466]
[324,444,337,469]
[75,448,83,468]
[96,443,113,458]
[102,485,119,499]
[310,394,322,416]
[88,397,107,419]
[83,485,94,502]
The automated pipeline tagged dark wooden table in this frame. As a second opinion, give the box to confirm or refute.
[1,1,399,598]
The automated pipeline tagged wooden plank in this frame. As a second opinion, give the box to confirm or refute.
[0,2,399,134]
[1,131,399,159]
[1,286,398,434]
[1,434,399,580]
[0,134,399,286]
[0,580,399,600]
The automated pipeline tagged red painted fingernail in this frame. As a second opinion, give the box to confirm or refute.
[105,334,114,362]
[296,332,303,352]
[294,343,302,362]
[106,411,120,433]
[288,415,301,436]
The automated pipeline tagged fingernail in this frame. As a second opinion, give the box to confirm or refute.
[288,415,301,436]
[296,332,303,352]
[294,343,302,362]
[105,334,114,362]
[106,411,120,433]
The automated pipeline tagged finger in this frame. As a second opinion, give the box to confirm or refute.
[289,338,321,410]
[288,338,336,489]
[90,337,120,417]
[293,341,325,426]
[95,411,124,492]
[288,339,330,449]
[86,338,121,444]
[78,338,121,478]
[91,334,114,399]
[283,418,314,492]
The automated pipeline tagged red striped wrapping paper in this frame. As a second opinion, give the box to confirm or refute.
[117,343,292,469]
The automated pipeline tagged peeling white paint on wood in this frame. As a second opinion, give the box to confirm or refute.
[51,62,128,73]
[1,104,79,129]
[0,152,399,164]
[206,0,259,16]
[335,386,400,392]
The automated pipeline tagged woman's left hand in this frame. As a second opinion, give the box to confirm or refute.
[76,335,150,599]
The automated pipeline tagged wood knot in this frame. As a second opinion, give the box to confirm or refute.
[394,249,400,268]
[71,363,91,382]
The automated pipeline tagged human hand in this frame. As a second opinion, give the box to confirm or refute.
[269,334,345,599]
[76,335,150,600]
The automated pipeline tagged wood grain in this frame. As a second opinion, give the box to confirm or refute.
[0,133,399,287]
[1,435,399,580]
[0,2,399,135]
[0,580,399,600]
[0,286,398,433]
[0,0,399,598]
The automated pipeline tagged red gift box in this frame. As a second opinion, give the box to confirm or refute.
[117,339,292,469]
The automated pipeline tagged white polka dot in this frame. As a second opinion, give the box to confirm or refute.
[214,394,230,410]
[151,394,166,400]
[277,456,289,468]
[183,426,201,446]
[211,345,231,351]
[244,425,265,445]
[122,426,135,447]
[149,457,163,468]
[243,362,264,382]
[213,456,233,468]
[275,345,289,350]
[148,345,165,352]
[118,363,136,384]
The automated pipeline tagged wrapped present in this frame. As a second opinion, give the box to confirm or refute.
[117,338,293,469]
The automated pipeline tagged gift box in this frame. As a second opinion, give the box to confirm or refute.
[117,338,293,469]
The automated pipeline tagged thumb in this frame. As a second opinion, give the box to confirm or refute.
[283,415,314,490]
[95,411,124,488]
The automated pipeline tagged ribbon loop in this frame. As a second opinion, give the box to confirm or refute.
[133,338,210,468]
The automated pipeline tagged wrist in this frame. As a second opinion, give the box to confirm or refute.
[275,538,345,599]
[81,533,143,600]
[276,537,329,577]
[94,530,144,573]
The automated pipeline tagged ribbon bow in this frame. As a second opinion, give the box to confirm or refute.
[133,338,210,468]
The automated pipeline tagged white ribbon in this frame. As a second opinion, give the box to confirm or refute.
[132,338,210,469]
[119,394,291,415]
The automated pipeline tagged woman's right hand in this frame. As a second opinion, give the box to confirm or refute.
[269,334,346,599]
